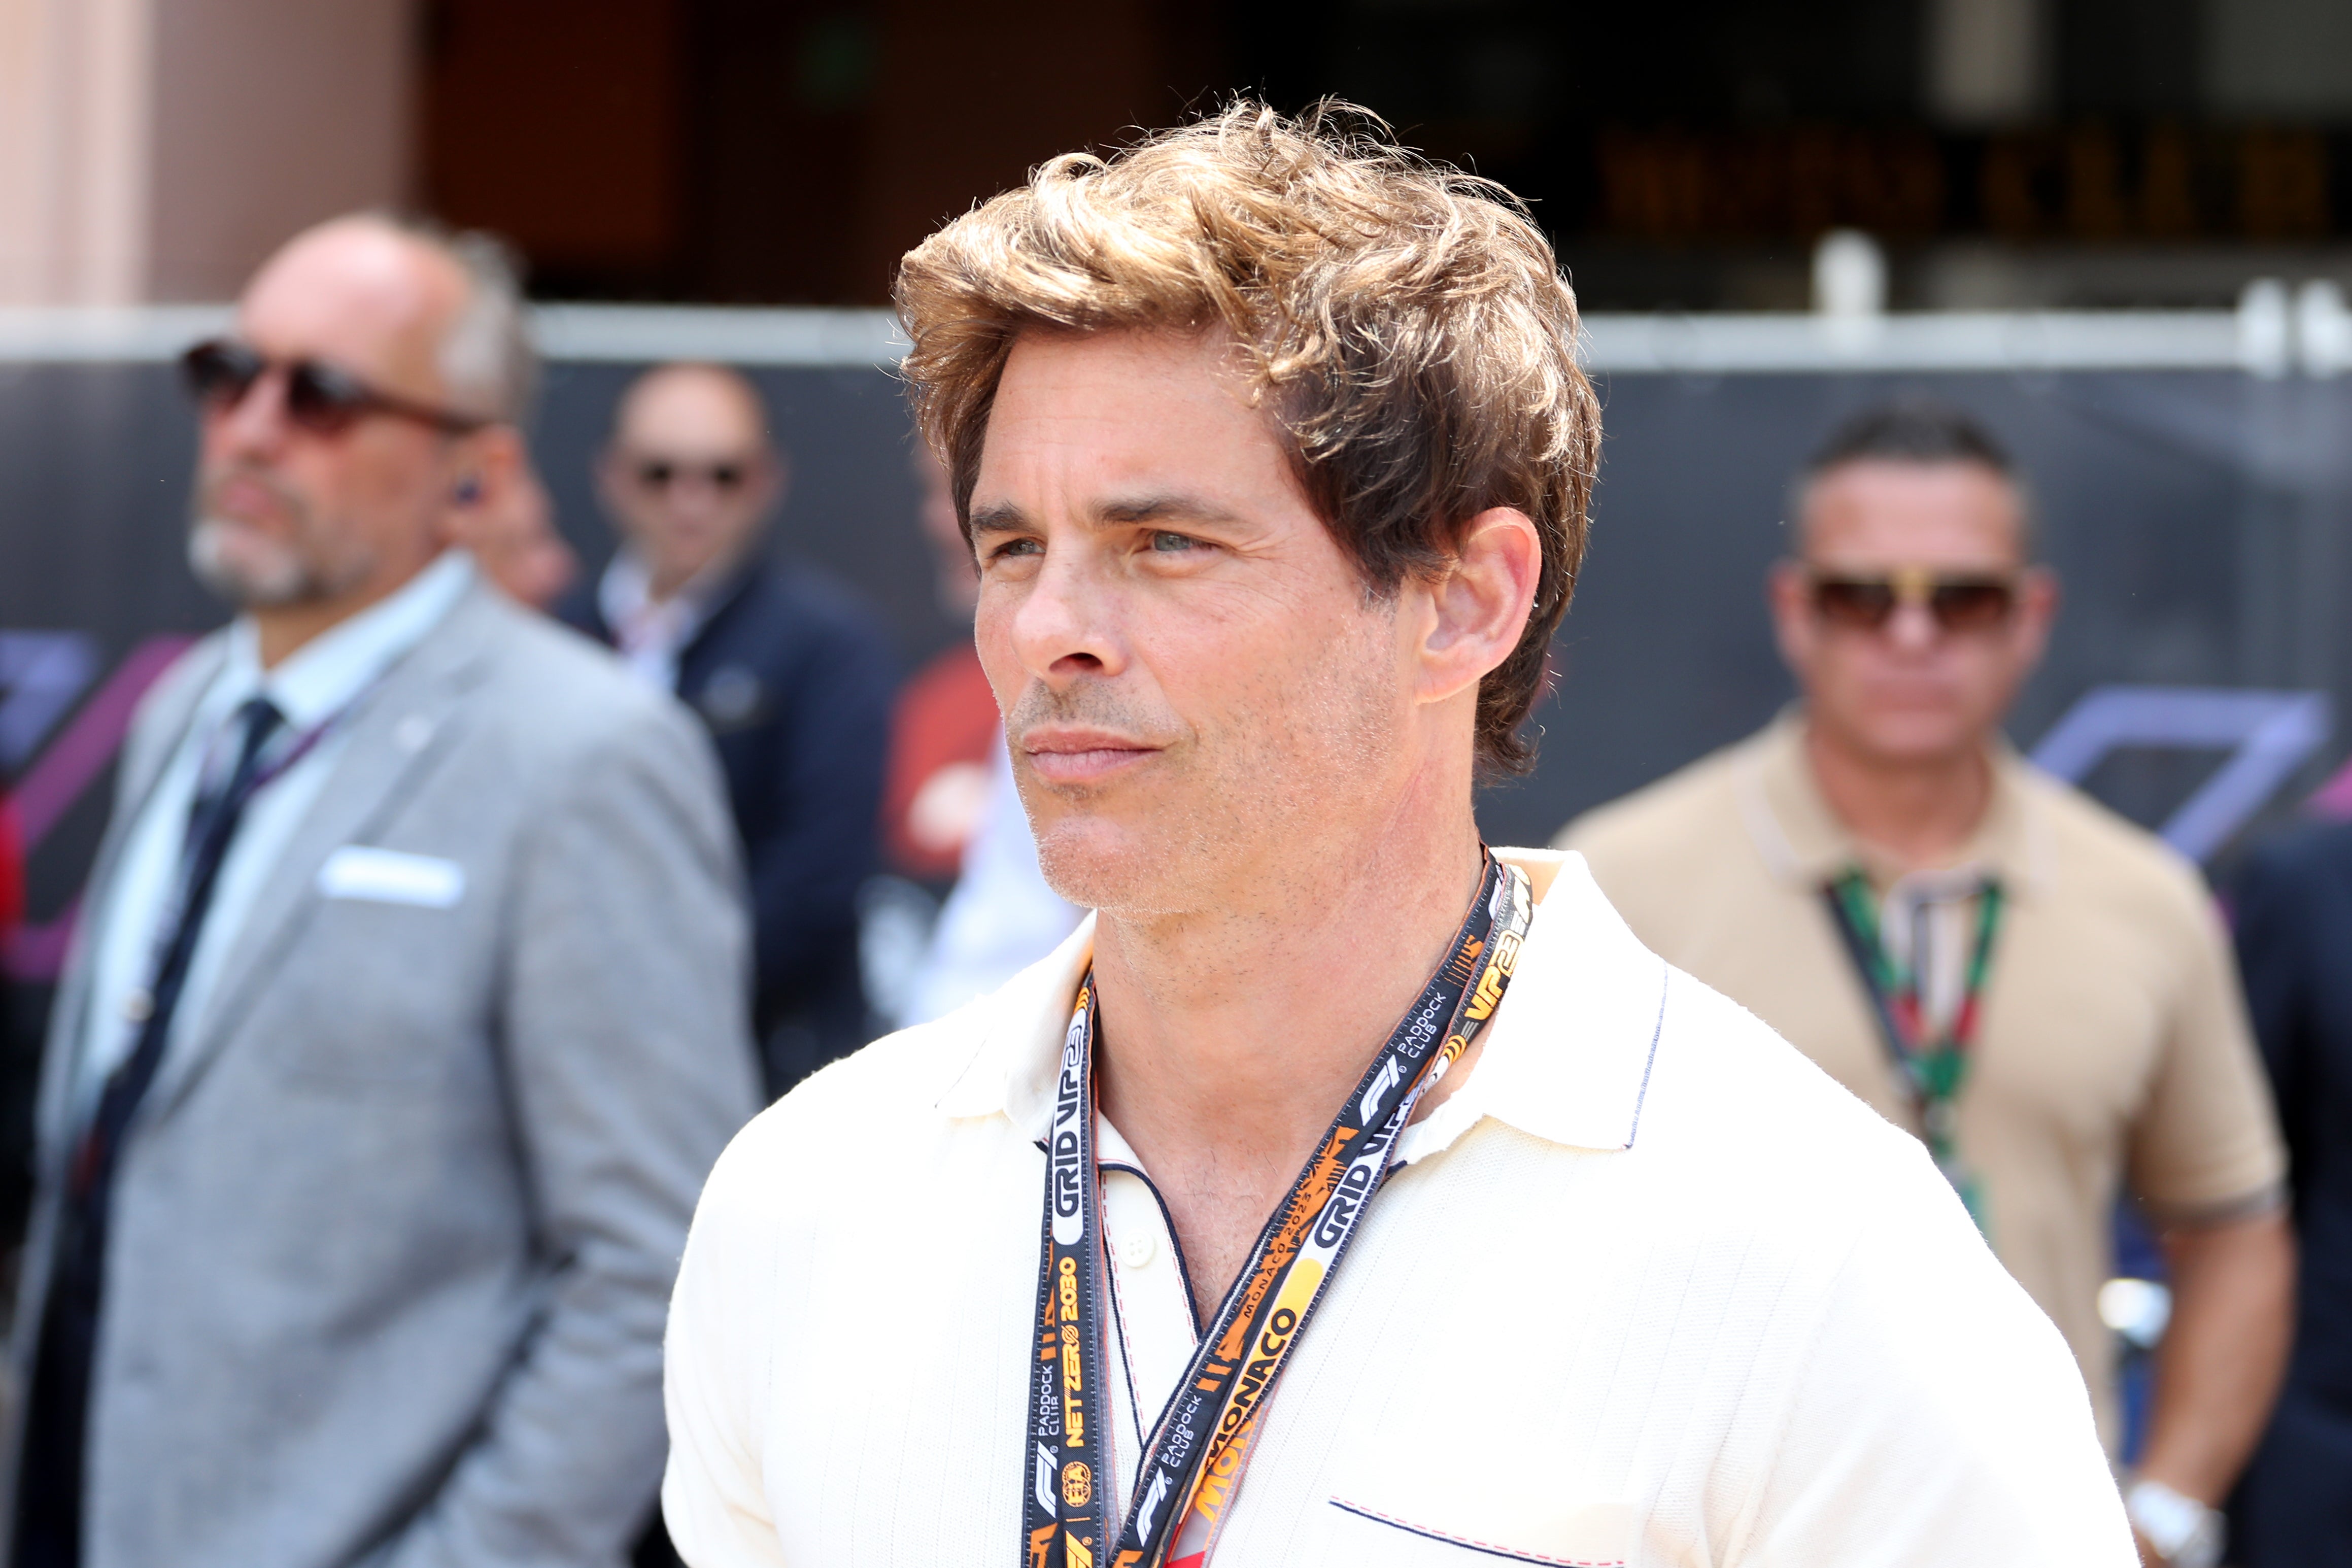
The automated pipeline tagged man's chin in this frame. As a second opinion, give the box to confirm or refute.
[188,519,317,608]
[1031,815,1192,916]
[1847,714,1984,765]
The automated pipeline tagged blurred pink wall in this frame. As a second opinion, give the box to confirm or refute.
[0,0,413,305]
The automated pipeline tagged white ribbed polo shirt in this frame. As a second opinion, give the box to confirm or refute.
[663,849,2134,1567]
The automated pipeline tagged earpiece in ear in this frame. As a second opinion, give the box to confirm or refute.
[454,476,483,505]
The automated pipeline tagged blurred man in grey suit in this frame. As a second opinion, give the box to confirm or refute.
[4,215,761,1568]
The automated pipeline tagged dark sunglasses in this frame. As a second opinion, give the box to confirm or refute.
[1807,566,2019,635]
[634,458,751,493]
[181,338,490,437]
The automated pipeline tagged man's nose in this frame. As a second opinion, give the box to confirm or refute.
[211,368,293,458]
[1008,547,1122,683]
[660,476,733,516]
[1885,597,1942,652]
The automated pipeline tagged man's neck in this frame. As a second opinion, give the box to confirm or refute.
[642,543,748,607]
[1803,717,1994,871]
[1089,807,1486,1319]
[249,555,444,669]
[253,589,390,670]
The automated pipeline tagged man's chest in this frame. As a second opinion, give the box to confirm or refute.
[751,1133,1776,1568]
[1666,888,2168,1147]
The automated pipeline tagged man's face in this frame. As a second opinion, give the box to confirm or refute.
[971,328,1415,917]
[598,368,778,597]
[1770,459,2056,765]
[460,464,578,611]
[191,222,474,610]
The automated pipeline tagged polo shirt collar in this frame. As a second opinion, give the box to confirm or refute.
[934,912,1098,1138]
[933,846,1667,1158]
[1399,849,1665,1161]
[1734,706,2052,901]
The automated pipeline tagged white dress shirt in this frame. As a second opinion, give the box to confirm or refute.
[75,552,474,1115]
[664,848,2134,1567]
[598,549,729,693]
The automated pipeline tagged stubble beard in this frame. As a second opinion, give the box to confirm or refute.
[188,472,373,610]
[1020,611,1404,921]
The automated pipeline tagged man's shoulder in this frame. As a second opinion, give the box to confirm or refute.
[1470,941,2009,1399]
[122,629,228,736]
[458,589,694,755]
[1620,968,2126,1560]
[1638,963,1942,1211]
[699,1008,999,1209]
[1553,732,1757,864]
[704,559,894,671]
[1550,735,1772,944]
[2013,761,2215,924]
[1487,864,1950,1248]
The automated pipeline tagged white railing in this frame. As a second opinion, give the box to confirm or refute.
[1,289,2343,376]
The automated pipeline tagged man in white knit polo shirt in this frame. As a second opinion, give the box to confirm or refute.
[660,105,2133,1568]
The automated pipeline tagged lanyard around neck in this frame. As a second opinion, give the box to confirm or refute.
[1024,854,1535,1568]
[197,664,389,802]
[1821,869,2003,1220]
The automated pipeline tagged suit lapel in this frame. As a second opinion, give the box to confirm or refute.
[35,637,230,1158]
[114,639,232,835]
[141,587,503,1120]
[82,638,232,939]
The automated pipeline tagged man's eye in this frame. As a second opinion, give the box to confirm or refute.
[1149,531,1199,553]
[988,537,1044,560]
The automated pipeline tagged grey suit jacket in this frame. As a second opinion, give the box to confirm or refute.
[4,581,764,1568]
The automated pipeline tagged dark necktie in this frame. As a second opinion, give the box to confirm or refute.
[14,695,286,1568]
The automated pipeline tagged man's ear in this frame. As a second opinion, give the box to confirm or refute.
[593,442,634,525]
[439,426,525,544]
[1418,507,1542,705]
[2010,565,2060,669]
[753,446,789,518]
[1766,558,1816,675]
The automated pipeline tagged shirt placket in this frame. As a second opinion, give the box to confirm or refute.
[1095,1146,1197,1532]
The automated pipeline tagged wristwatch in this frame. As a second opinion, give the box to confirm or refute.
[2125,1478,2224,1568]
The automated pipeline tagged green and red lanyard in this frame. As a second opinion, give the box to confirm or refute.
[1821,868,2004,1231]
[1023,854,1533,1568]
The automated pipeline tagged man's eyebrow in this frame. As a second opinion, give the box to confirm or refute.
[967,494,1245,534]
[967,500,1031,535]
[1098,494,1242,527]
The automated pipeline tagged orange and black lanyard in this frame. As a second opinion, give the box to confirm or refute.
[1024,854,1534,1568]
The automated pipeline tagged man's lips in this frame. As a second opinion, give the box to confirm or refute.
[206,473,291,523]
[1018,727,1163,785]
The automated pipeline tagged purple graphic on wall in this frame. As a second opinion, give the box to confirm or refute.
[4,636,195,980]
[2029,686,2334,864]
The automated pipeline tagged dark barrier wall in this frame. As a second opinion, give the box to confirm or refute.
[7,357,2351,933]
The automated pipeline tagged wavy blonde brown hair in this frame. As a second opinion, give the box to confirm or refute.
[894,100,1600,772]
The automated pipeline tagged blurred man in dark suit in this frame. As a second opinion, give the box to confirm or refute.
[2231,821,2352,1567]
[560,365,895,1094]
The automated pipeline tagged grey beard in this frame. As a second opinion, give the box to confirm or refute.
[187,516,324,608]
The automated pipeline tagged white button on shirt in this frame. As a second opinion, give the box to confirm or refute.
[75,552,474,1115]
[663,849,2135,1568]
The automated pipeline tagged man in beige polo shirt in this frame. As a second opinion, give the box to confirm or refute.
[1560,400,2293,1568]
[662,111,2131,1568]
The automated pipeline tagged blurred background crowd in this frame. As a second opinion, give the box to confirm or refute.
[3,2,2352,1567]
